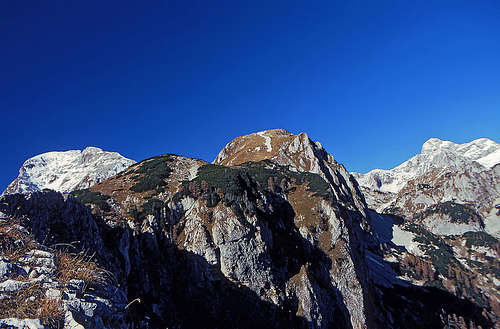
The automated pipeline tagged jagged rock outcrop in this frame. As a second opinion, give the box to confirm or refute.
[2,147,135,196]
[0,192,129,328]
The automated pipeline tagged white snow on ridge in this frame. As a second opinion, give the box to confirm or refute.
[257,131,273,152]
[3,147,136,195]
[483,197,500,238]
[476,148,500,169]
[392,226,424,257]
[353,138,500,193]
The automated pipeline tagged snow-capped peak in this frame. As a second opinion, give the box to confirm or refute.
[353,137,500,194]
[2,147,136,195]
[421,137,499,160]
[82,146,103,154]
[420,138,456,154]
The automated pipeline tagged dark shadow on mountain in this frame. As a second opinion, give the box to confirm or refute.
[120,228,352,329]
[85,187,356,328]
[167,248,306,329]
[378,284,494,329]
[362,208,495,328]
[258,192,354,329]
[0,191,106,252]
[366,210,402,249]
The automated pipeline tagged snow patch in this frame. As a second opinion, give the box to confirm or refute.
[475,148,500,168]
[422,215,482,235]
[392,226,424,256]
[257,132,272,152]
[484,199,500,239]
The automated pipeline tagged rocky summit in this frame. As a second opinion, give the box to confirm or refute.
[0,131,498,329]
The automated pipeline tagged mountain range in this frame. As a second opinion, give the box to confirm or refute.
[353,138,500,237]
[0,131,498,329]
[353,137,499,194]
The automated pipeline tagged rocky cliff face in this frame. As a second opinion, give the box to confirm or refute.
[2,147,136,196]
[354,138,500,328]
[353,137,500,238]
[383,163,500,236]
[0,192,129,328]
[0,132,498,329]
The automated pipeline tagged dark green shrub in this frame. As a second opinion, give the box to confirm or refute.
[415,201,479,224]
[462,231,498,248]
[71,189,111,212]
[428,247,456,278]
[129,154,174,193]
[129,198,165,220]
[172,161,335,207]
[423,279,444,289]
[467,259,500,279]
[405,224,462,278]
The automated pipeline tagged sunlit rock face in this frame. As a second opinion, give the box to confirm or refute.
[353,138,500,237]
[3,147,136,195]
[215,129,368,217]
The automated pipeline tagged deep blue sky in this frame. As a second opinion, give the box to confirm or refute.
[2,1,499,190]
